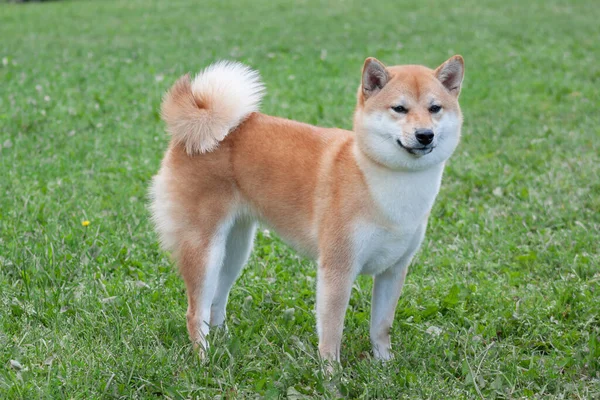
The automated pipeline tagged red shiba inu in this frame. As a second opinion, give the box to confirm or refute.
[150,55,465,362]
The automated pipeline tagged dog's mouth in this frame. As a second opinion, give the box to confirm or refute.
[396,139,434,156]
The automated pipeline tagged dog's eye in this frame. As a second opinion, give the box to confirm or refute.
[392,105,408,114]
[429,105,442,113]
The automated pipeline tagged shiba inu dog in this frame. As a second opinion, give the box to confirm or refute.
[149,55,464,363]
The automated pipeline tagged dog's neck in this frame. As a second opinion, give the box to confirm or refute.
[352,140,446,226]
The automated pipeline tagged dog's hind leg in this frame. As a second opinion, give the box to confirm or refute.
[210,218,257,327]
[179,218,234,357]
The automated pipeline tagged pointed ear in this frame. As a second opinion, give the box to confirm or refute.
[434,55,464,97]
[362,57,389,99]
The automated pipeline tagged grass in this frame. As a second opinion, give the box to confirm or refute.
[1,0,599,398]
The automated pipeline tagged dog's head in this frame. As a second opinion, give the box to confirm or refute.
[353,56,464,170]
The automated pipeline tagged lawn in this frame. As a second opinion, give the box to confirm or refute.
[1,0,599,398]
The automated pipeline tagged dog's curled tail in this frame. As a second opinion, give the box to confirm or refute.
[161,61,265,154]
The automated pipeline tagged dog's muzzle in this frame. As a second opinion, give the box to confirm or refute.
[396,138,434,156]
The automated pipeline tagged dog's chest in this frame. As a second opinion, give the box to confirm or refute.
[354,224,415,275]
[354,166,444,275]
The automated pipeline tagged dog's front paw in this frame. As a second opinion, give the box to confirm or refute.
[372,344,394,361]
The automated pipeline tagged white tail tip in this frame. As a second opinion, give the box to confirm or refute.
[161,61,265,154]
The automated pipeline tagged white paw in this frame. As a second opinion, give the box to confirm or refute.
[372,345,393,361]
[192,339,209,360]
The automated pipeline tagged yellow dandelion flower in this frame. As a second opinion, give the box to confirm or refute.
[82,220,90,227]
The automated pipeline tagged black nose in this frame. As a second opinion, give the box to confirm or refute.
[415,129,434,145]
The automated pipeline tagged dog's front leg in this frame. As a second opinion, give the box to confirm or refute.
[370,263,410,360]
[316,263,355,364]
[370,223,426,360]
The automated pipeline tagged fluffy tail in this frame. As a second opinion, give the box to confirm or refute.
[161,61,265,154]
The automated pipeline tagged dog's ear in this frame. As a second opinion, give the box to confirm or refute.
[435,55,464,97]
[362,57,389,99]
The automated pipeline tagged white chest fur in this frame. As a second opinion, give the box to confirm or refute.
[353,157,445,276]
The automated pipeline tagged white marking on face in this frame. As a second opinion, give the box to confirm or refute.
[355,107,461,171]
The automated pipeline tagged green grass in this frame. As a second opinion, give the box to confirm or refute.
[1,0,599,398]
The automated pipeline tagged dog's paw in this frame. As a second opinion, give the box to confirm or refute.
[192,341,209,361]
[372,345,394,361]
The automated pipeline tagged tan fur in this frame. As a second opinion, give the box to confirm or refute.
[161,114,370,258]
[150,56,465,363]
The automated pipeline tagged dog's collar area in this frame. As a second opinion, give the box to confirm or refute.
[396,138,434,155]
